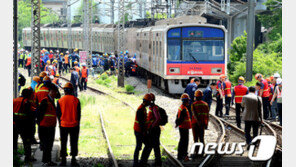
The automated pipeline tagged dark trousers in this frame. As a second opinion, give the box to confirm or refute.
[277,103,282,126]
[215,96,223,117]
[58,62,63,74]
[244,121,260,144]
[64,63,70,73]
[81,78,87,90]
[14,123,32,160]
[39,126,55,163]
[177,128,189,160]
[19,59,24,68]
[225,97,231,115]
[262,97,269,119]
[73,84,78,97]
[140,127,161,166]
[27,65,31,77]
[192,124,205,144]
[60,126,80,158]
[133,131,144,167]
[235,103,244,128]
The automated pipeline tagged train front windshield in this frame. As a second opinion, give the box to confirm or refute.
[167,27,225,62]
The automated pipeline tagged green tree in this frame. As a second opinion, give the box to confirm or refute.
[18,0,60,41]
[73,0,100,24]
[257,0,282,41]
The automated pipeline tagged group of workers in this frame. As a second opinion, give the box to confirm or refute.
[14,70,82,166]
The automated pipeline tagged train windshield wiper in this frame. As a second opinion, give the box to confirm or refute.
[189,53,199,63]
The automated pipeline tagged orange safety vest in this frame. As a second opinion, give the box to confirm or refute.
[146,105,159,129]
[261,79,269,98]
[35,86,49,105]
[13,97,28,124]
[177,104,192,129]
[234,84,248,104]
[134,104,147,132]
[74,66,80,73]
[26,57,31,66]
[39,96,57,127]
[58,95,80,127]
[64,55,69,64]
[52,78,59,85]
[81,68,88,78]
[224,80,232,97]
[191,100,209,126]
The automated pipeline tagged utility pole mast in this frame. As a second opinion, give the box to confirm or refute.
[117,0,125,87]
[13,0,18,98]
[111,0,115,24]
[31,0,41,78]
[83,0,92,68]
[67,0,72,53]
[246,0,256,81]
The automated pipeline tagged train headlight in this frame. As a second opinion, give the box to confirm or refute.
[169,67,180,73]
[211,68,222,74]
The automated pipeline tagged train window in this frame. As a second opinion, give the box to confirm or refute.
[182,40,224,61]
[168,39,181,61]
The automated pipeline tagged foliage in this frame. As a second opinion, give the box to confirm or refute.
[72,0,100,24]
[18,0,60,41]
[95,73,111,87]
[13,151,24,167]
[125,84,135,93]
[257,0,282,41]
[79,94,96,109]
[145,11,167,19]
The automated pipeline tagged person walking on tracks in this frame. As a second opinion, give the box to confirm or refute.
[57,82,81,166]
[224,77,232,116]
[270,78,282,126]
[80,63,89,91]
[202,83,217,111]
[64,51,70,73]
[14,88,36,163]
[140,93,164,167]
[215,75,226,117]
[70,67,79,97]
[241,86,263,146]
[133,94,151,167]
[37,84,61,166]
[255,73,270,120]
[191,90,209,146]
[175,93,192,161]
[184,78,200,118]
[231,76,248,129]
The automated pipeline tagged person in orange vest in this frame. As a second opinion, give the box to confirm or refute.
[140,93,162,167]
[80,63,89,91]
[231,76,248,128]
[56,82,81,166]
[191,90,209,148]
[35,72,47,93]
[175,93,191,161]
[224,77,232,116]
[133,94,151,167]
[255,73,270,119]
[13,88,36,163]
[64,51,70,73]
[215,75,226,117]
[37,83,60,165]
[52,73,62,88]
[25,56,32,77]
[35,76,51,106]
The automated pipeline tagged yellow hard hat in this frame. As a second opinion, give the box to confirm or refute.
[74,61,78,64]
[56,74,60,77]
[238,76,245,82]
[194,90,203,97]
[60,53,64,55]
[47,60,51,64]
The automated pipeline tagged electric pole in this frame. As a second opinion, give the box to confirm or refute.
[246,0,256,81]
[83,0,92,68]
[117,0,125,87]
[67,0,72,53]
[13,0,18,98]
[31,0,41,78]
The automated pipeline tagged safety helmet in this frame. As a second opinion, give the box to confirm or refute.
[50,50,53,53]
[60,53,63,55]
[82,63,86,66]
[273,73,281,78]
[74,48,78,52]
[255,73,263,80]
[74,61,78,64]
[43,76,51,82]
[143,93,152,101]
[194,90,203,97]
[181,93,190,100]
[49,75,54,80]
[219,74,226,79]
[150,93,155,101]
[39,71,47,78]
[63,82,74,89]
[47,60,51,65]
[56,74,60,77]
[270,76,274,81]
[66,51,69,54]
[33,76,41,83]
[276,78,282,85]
[238,76,245,83]
[56,50,59,53]
[266,77,271,83]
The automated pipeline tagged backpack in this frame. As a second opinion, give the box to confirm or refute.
[158,107,168,126]
[19,74,26,86]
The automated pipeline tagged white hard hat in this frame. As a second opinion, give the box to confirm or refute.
[276,78,282,85]
[49,75,54,80]
[48,65,53,69]
[82,63,86,66]
[273,73,281,78]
